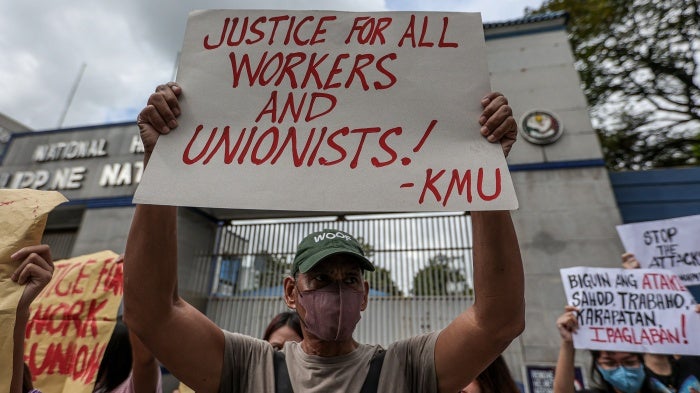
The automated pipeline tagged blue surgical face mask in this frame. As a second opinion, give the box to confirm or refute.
[596,365,646,393]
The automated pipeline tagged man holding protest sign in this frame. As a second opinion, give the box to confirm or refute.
[126,9,522,393]
[124,78,523,393]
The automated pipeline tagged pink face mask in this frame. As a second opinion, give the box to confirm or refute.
[296,282,364,342]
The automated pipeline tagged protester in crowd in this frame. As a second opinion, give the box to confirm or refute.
[460,354,520,393]
[10,245,53,393]
[92,319,164,393]
[554,305,656,393]
[94,319,133,392]
[263,311,303,350]
[620,253,700,393]
[91,254,163,393]
[124,81,523,393]
[93,319,164,393]
[9,247,163,393]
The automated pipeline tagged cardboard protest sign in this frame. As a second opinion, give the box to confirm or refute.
[0,189,67,393]
[560,267,700,355]
[617,215,700,303]
[134,10,518,212]
[24,250,123,393]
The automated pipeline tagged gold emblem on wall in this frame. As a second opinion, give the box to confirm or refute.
[519,110,563,145]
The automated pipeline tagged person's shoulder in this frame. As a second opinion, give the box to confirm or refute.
[222,330,265,343]
[388,331,440,346]
[222,330,273,354]
[674,355,700,376]
[386,331,440,354]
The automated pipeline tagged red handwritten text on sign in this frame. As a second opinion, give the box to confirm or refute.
[24,251,123,393]
[134,10,517,212]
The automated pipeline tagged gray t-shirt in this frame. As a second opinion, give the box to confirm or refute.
[218,330,439,393]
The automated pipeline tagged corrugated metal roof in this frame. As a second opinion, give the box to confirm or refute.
[484,10,568,29]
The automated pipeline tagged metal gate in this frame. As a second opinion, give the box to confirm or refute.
[41,229,78,260]
[202,212,474,346]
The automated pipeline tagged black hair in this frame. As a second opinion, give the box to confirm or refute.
[263,311,303,342]
[589,350,652,393]
[473,355,520,393]
[94,319,132,392]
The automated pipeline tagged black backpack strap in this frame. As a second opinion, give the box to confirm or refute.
[360,349,387,393]
[273,350,294,393]
[275,347,385,393]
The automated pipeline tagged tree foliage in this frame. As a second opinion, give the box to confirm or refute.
[412,254,470,296]
[355,236,404,297]
[526,0,700,170]
[366,266,404,296]
[256,251,290,289]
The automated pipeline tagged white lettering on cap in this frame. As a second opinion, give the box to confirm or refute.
[314,232,352,243]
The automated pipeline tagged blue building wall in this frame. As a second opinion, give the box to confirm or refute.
[609,166,700,223]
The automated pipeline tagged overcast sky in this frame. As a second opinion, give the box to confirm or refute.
[0,0,545,131]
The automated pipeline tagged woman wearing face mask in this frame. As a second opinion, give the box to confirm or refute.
[554,306,654,393]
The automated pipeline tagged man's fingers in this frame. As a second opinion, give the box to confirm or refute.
[17,263,52,286]
[144,83,182,134]
[11,245,53,282]
[486,112,516,142]
[13,251,53,274]
[139,104,169,136]
[11,244,51,263]
[480,92,505,111]
[160,82,182,115]
[482,102,513,138]
[480,93,508,122]
[147,94,177,134]
[12,249,54,284]
[136,82,183,158]
[154,82,182,117]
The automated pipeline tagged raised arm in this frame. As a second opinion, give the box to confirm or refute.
[553,306,579,393]
[10,245,54,393]
[129,329,162,393]
[123,82,223,393]
[434,93,525,393]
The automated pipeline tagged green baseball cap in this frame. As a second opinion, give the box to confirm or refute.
[292,229,375,275]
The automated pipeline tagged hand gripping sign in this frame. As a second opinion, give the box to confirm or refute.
[560,266,700,356]
[24,251,123,393]
[134,10,518,212]
[0,189,67,393]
